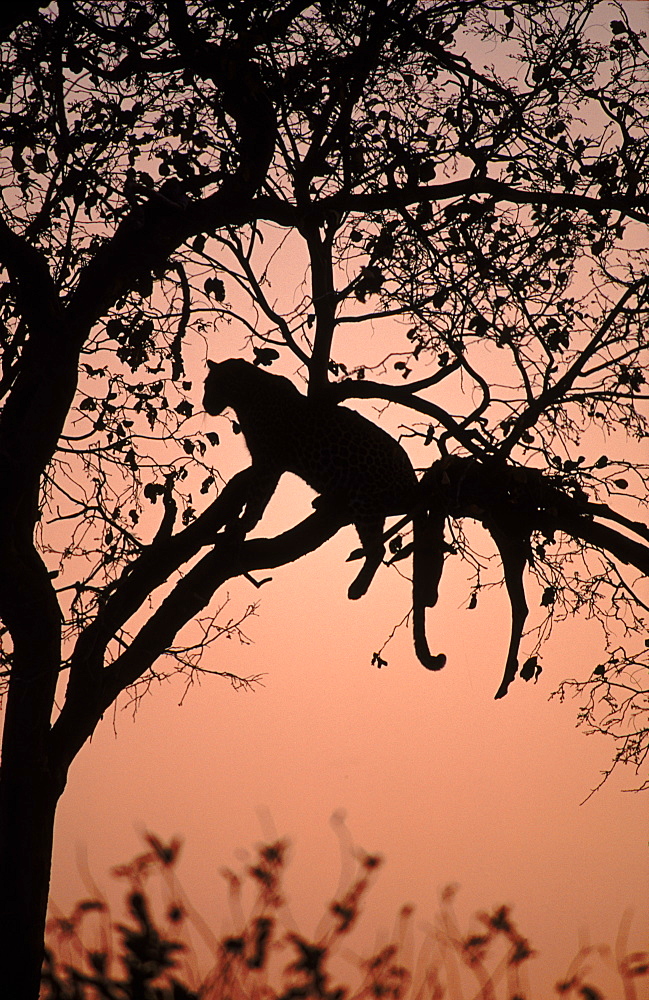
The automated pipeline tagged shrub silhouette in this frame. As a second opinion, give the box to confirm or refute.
[42,833,648,1000]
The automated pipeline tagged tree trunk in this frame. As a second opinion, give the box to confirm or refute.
[0,535,64,1000]
[0,748,60,1000]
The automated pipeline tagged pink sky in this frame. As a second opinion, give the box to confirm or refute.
[49,465,649,995]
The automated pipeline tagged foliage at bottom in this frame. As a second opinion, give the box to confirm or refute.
[42,829,648,1000]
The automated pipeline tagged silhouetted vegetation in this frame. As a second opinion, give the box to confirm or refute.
[2,3,649,995]
[42,833,648,1000]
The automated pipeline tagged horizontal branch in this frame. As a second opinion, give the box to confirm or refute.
[49,450,649,765]
[320,177,649,227]
[546,508,649,577]
[585,502,649,545]
[436,456,649,578]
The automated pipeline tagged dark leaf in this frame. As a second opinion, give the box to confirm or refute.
[204,276,226,301]
[520,656,541,681]
[354,265,384,302]
[32,152,49,172]
[419,161,437,181]
[433,287,449,309]
[143,482,165,503]
[253,347,280,367]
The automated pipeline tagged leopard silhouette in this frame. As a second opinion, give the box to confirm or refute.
[203,358,446,671]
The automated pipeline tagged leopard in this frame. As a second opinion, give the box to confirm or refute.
[203,358,446,671]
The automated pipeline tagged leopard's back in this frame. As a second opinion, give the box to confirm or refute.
[203,359,418,517]
[292,401,418,516]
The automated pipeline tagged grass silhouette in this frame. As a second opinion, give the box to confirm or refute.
[42,830,648,1000]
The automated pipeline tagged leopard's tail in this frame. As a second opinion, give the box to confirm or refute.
[412,510,447,670]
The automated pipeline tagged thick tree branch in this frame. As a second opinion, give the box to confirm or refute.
[421,456,649,697]
[64,469,258,682]
[545,509,649,577]
[433,457,649,579]
[60,0,279,341]
[303,225,338,394]
[584,502,649,545]
[319,178,649,227]
[251,176,649,243]
[49,504,345,769]
[0,216,61,334]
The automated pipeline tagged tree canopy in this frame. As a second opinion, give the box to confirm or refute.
[1,2,649,996]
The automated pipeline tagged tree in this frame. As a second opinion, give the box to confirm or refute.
[1,1,648,995]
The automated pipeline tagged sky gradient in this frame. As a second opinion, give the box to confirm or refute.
[22,3,649,996]
[49,475,649,995]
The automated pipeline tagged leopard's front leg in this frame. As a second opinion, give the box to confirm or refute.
[225,467,281,539]
[347,516,386,600]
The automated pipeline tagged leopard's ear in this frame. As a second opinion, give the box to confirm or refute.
[207,359,219,372]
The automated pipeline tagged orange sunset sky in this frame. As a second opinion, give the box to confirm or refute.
[49,308,649,985]
[11,2,649,997]
[47,463,649,995]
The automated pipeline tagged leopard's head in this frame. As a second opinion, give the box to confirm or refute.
[203,358,251,415]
